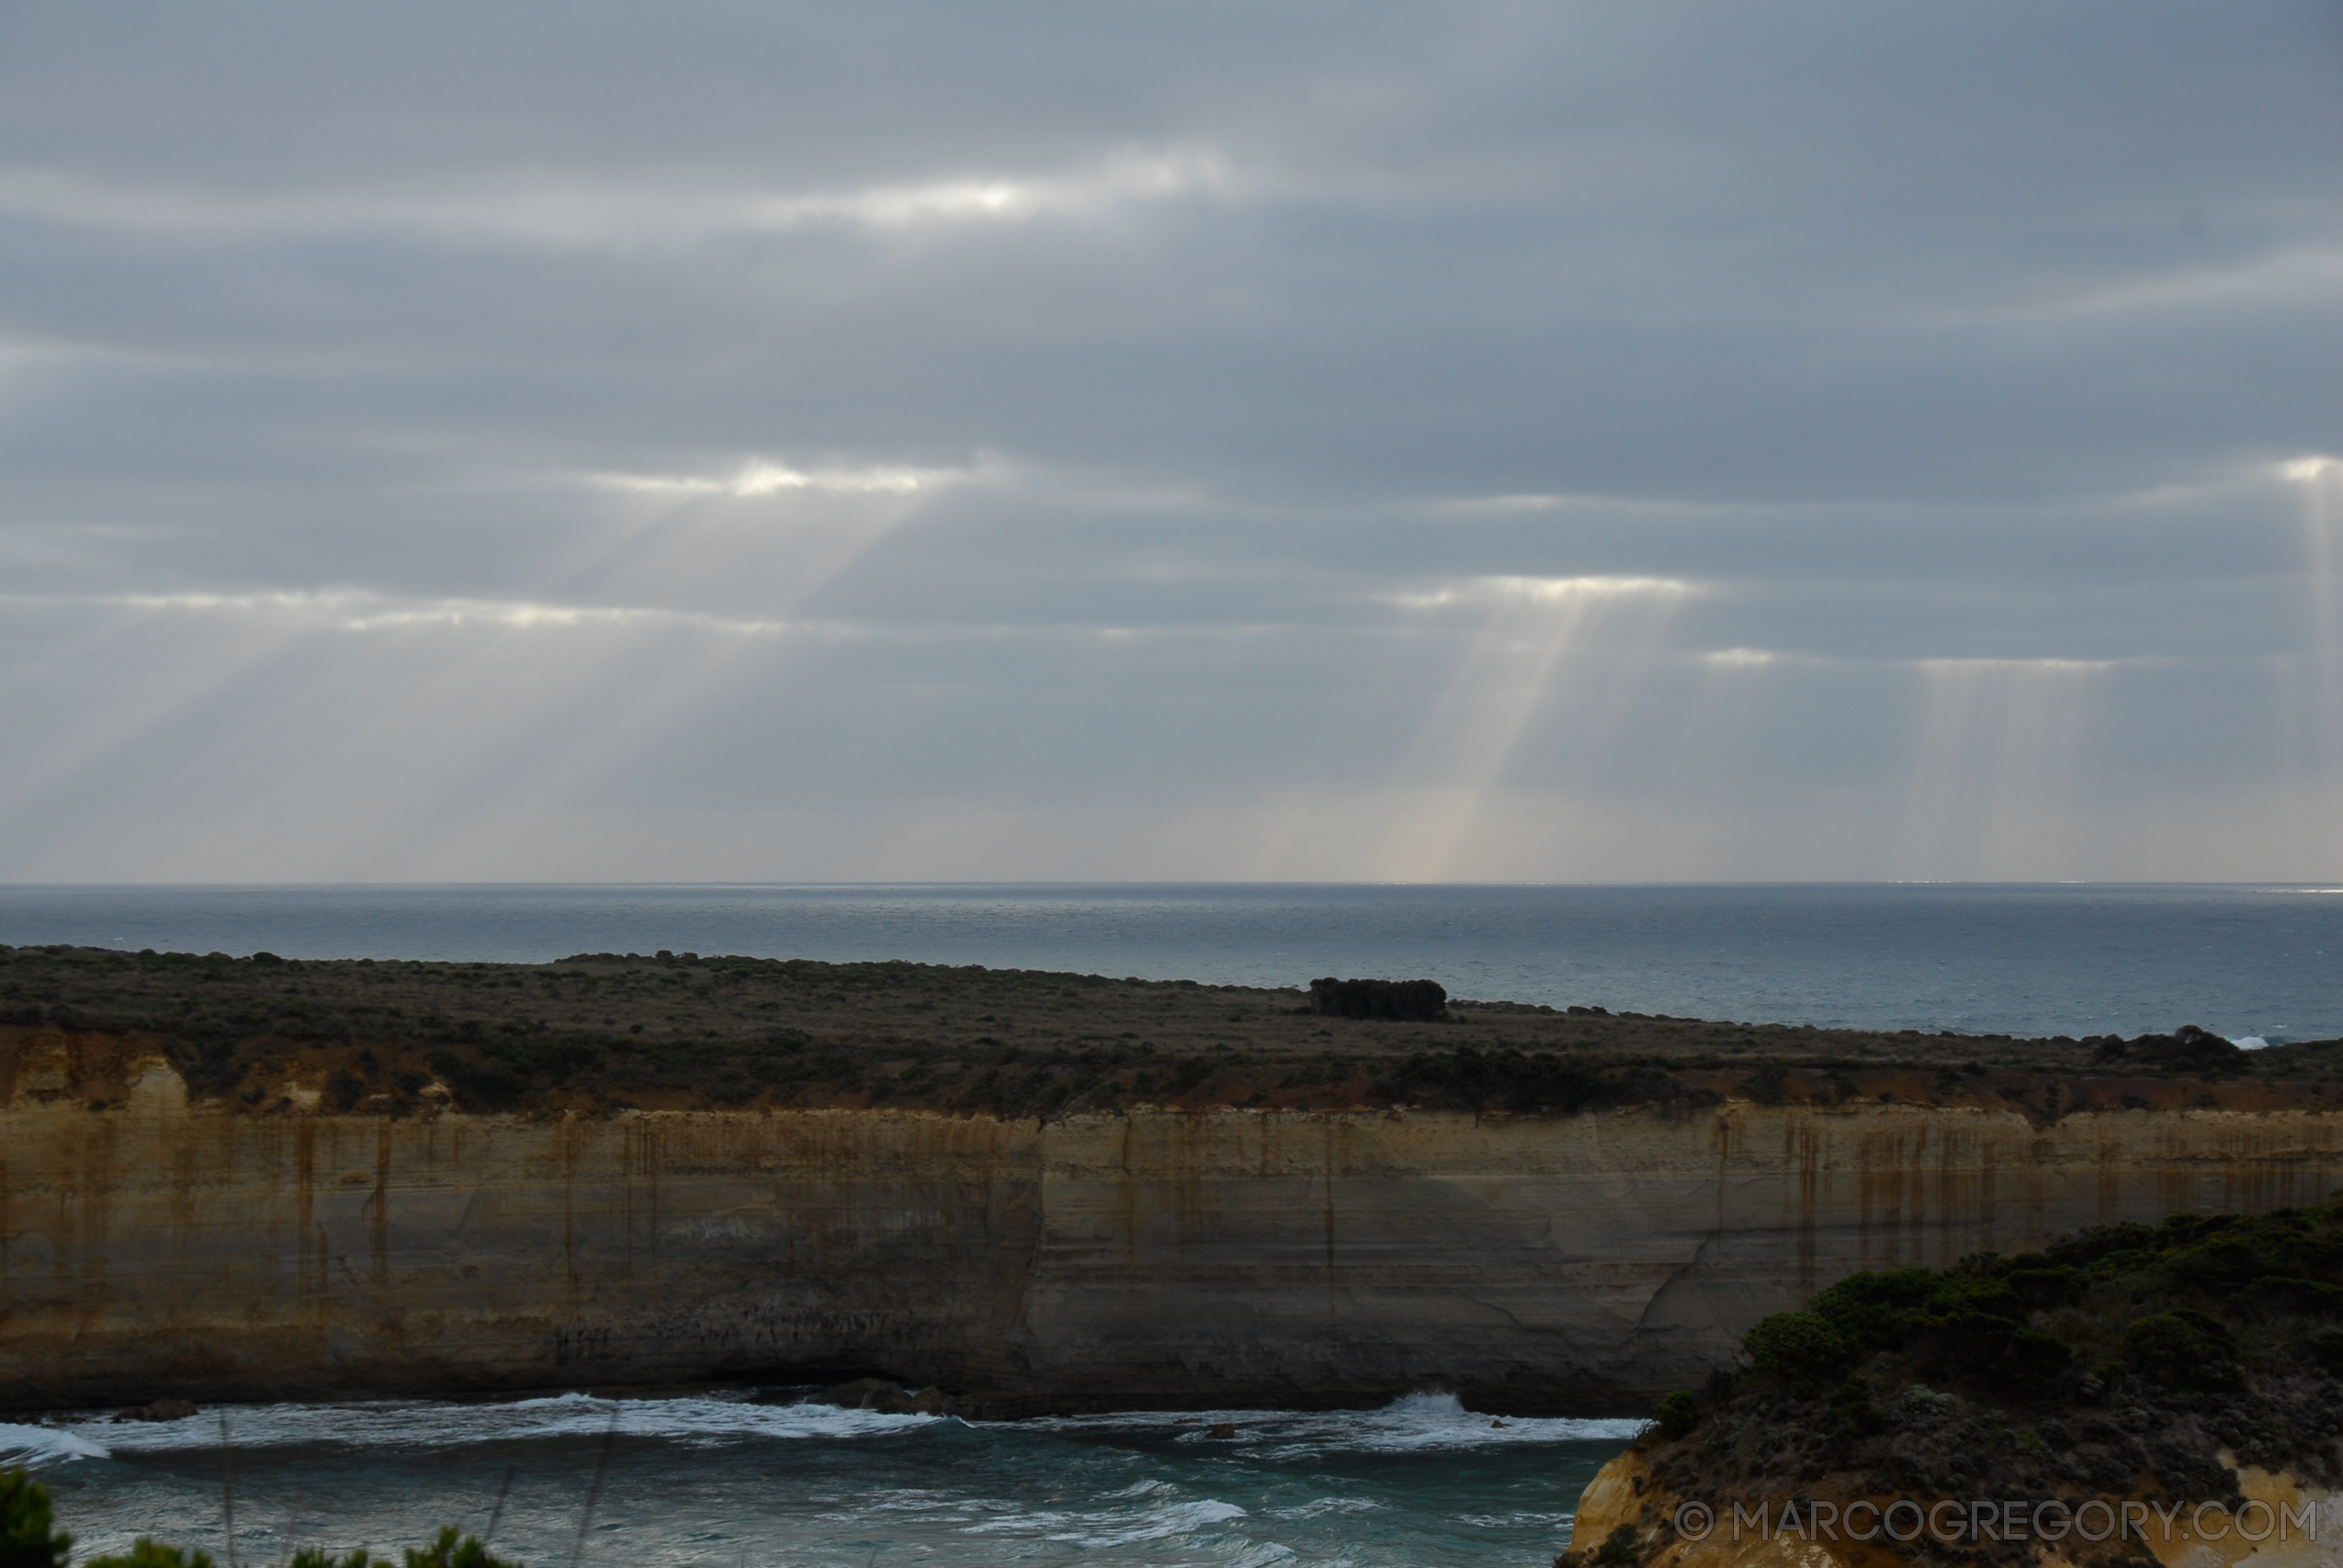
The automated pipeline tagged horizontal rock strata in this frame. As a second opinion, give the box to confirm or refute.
[3,1031,2339,1414]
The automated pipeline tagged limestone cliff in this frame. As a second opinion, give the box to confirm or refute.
[2,1026,2339,1415]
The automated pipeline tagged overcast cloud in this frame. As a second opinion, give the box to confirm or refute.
[2,2,2339,881]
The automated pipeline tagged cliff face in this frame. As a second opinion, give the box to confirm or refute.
[4,1025,2340,1415]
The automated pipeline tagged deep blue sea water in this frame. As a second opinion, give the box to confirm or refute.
[6,882,2339,1566]
[1,881,2337,1042]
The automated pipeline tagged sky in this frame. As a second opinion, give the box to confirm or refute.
[2,2,2340,883]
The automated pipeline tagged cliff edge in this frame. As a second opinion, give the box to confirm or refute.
[3,948,2342,1416]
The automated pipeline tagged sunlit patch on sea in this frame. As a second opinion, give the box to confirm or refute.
[9,1392,1638,1567]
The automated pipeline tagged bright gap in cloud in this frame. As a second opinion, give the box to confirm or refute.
[1387,574,1693,610]
[20,590,832,638]
[750,147,1226,230]
[584,451,1006,500]
[1918,656,2116,673]
[0,147,1228,248]
[590,461,929,498]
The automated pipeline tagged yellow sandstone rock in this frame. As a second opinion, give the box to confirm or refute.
[1562,1439,2343,1568]
[3,1025,2340,1411]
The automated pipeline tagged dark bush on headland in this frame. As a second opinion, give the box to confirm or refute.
[2089,1021,2244,1073]
[1740,1311,1854,1391]
[1641,1193,2343,1525]
[1307,976,1447,1021]
[2123,1309,2244,1389]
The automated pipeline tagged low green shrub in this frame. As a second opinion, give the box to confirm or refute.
[292,1526,519,1568]
[83,1544,214,1568]
[2124,1309,2242,1389]
[1742,1311,1853,1388]
[0,1468,72,1568]
[2,1470,515,1568]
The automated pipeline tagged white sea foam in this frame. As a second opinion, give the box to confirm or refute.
[1266,1495,1387,1521]
[1025,1391,1646,1457]
[1229,1545,1300,1568]
[58,1388,1639,1463]
[965,1495,1250,1547]
[0,1423,110,1470]
[1102,1479,1180,1500]
[2235,1035,2271,1049]
[66,1392,934,1457]
[30,1386,1615,1568]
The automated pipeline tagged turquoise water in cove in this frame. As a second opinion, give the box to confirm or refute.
[4,1395,1636,1568]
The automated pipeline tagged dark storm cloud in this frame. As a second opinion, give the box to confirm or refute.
[0,2,2337,879]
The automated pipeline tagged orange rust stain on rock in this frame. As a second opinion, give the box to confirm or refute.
[0,1042,2338,1412]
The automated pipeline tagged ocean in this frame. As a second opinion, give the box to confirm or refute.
[5,1396,1637,1568]
[1,881,2337,1042]
[4,881,2338,1566]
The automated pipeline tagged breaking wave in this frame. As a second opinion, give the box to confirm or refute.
[57,1391,934,1456]
[0,1424,110,1470]
[1021,1391,1647,1457]
[39,1388,1636,1463]
[23,1390,1629,1568]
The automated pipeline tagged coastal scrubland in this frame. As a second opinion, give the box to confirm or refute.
[1569,1198,2343,1568]
[3,944,2337,1120]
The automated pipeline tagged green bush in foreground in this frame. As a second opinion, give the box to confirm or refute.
[2,1471,518,1568]
[289,1527,520,1568]
[81,1544,213,1568]
[0,1469,72,1568]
